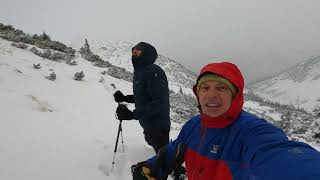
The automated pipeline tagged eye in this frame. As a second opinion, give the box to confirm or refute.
[199,85,209,91]
[216,84,228,91]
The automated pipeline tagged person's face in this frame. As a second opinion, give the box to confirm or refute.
[198,80,233,117]
[132,48,143,58]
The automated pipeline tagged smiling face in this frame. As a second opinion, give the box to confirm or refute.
[198,80,233,117]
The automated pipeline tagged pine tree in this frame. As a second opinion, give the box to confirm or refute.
[41,31,50,41]
[279,111,292,134]
[84,38,90,50]
[79,38,91,55]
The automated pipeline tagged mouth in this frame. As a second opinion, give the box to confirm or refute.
[206,103,221,108]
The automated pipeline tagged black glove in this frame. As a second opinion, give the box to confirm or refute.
[132,162,155,180]
[113,91,126,103]
[116,104,134,120]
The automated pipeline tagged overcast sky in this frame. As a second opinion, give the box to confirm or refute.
[1,0,320,83]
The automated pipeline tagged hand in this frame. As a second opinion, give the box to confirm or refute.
[116,104,134,120]
[114,90,126,103]
[132,162,156,180]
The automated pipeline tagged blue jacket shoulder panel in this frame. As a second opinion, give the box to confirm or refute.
[226,111,289,161]
[234,112,320,179]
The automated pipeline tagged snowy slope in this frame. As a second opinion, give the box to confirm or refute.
[0,38,181,180]
[248,56,320,111]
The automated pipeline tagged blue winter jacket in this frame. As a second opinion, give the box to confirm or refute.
[131,42,170,132]
[147,111,320,180]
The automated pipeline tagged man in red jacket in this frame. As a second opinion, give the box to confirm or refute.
[132,61,320,180]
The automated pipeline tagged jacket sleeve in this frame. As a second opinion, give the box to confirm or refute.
[243,121,320,179]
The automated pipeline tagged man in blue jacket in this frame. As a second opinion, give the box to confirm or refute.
[131,62,320,180]
[114,42,171,153]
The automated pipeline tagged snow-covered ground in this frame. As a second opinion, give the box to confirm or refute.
[0,39,180,180]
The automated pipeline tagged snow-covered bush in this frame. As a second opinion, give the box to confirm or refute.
[45,72,56,81]
[10,42,17,47]
[17,43,28,49]
[110,83,116,90]
[94,60,111,68]
[51,52,64,61]
[41,49,52,59]
[101,71,107,75]
[11,42,28,49]
[33,63,41,69]
[99,77,105,83]
[74,71,85,81]
[66,59,77,66]
[107,66,133,82]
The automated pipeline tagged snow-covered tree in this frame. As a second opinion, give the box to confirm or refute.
[79,38,92,58]
[278,112,291,133]
[40,31,50,41]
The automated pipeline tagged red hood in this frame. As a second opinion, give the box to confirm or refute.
[193,62,244,128]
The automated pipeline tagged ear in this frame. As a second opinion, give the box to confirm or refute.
[192,84,198,96]
[193,84,202,112]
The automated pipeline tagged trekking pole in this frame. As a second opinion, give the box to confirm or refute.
[111,119,122,172]
[111,102,126,171]
[119,116,124,152]
[117,102,125,153]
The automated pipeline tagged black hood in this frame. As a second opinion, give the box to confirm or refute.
[131,42,158,69]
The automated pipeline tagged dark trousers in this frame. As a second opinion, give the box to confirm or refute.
[143,129,169,153]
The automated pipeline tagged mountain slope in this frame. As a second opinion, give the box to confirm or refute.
[248,56,320,111]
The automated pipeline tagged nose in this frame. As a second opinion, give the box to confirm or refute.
[132,50,137,56]
[205,87,219,98]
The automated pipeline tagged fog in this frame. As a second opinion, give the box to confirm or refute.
[1,0,320,83]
